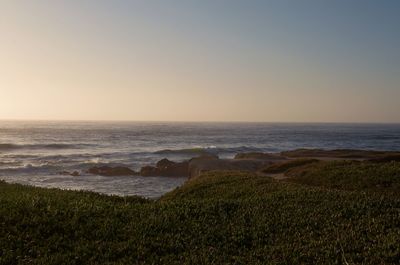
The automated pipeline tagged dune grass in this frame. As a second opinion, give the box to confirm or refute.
[1,164,400,264]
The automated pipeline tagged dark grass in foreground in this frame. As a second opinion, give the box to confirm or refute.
[1,162,400,264]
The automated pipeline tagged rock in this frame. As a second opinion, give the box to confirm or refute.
[58,170,81,177]
[156,158,177,169]
[159,159,188,176]
[140,159,189,177]
[139,165,160,176]
[71,171,80,177]
[87,166,137,176]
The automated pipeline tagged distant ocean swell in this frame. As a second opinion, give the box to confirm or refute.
[0,143,92,151]
[0,143,260,154]
[153,146,261,155]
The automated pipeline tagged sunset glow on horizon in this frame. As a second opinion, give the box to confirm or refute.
[1,0,399,123]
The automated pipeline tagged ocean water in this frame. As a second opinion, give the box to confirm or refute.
[1,120,400,198]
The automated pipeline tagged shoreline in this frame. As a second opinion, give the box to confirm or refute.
[59,147,400,178]
[2,148,400,198]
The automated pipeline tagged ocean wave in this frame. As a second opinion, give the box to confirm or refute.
[0,162,58,173]
[154,147,216,155]
[153,146,260,156]
[0,143,91,151]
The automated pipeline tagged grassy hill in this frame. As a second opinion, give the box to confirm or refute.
[1,161,400,264]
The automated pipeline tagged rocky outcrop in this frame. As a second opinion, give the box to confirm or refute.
[140,159,189,177]
[58,171,81,177]
[87,166,138,176]
[140,155,278,179]
[82,149,400,180]
[156,158,178,169]
[139,166,160,176]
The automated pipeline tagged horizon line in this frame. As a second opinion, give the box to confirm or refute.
[0,118,399,125]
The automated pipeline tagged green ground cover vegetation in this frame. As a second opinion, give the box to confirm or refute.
[1,160,399,264]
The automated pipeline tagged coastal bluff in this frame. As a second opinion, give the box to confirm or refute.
[75,149,400,178]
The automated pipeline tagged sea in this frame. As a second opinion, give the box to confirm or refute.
[1,120,400,198]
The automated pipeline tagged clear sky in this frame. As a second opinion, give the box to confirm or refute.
[1,0,399,123]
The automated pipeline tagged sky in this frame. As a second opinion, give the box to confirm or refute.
[0,0,399,123]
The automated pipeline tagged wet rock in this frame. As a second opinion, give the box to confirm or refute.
[71,171,80,177]
[139,165,160,176]
[140,159,189,177]
[87,166,137,176]
[156,158,177,169]
[58,170,81,177]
